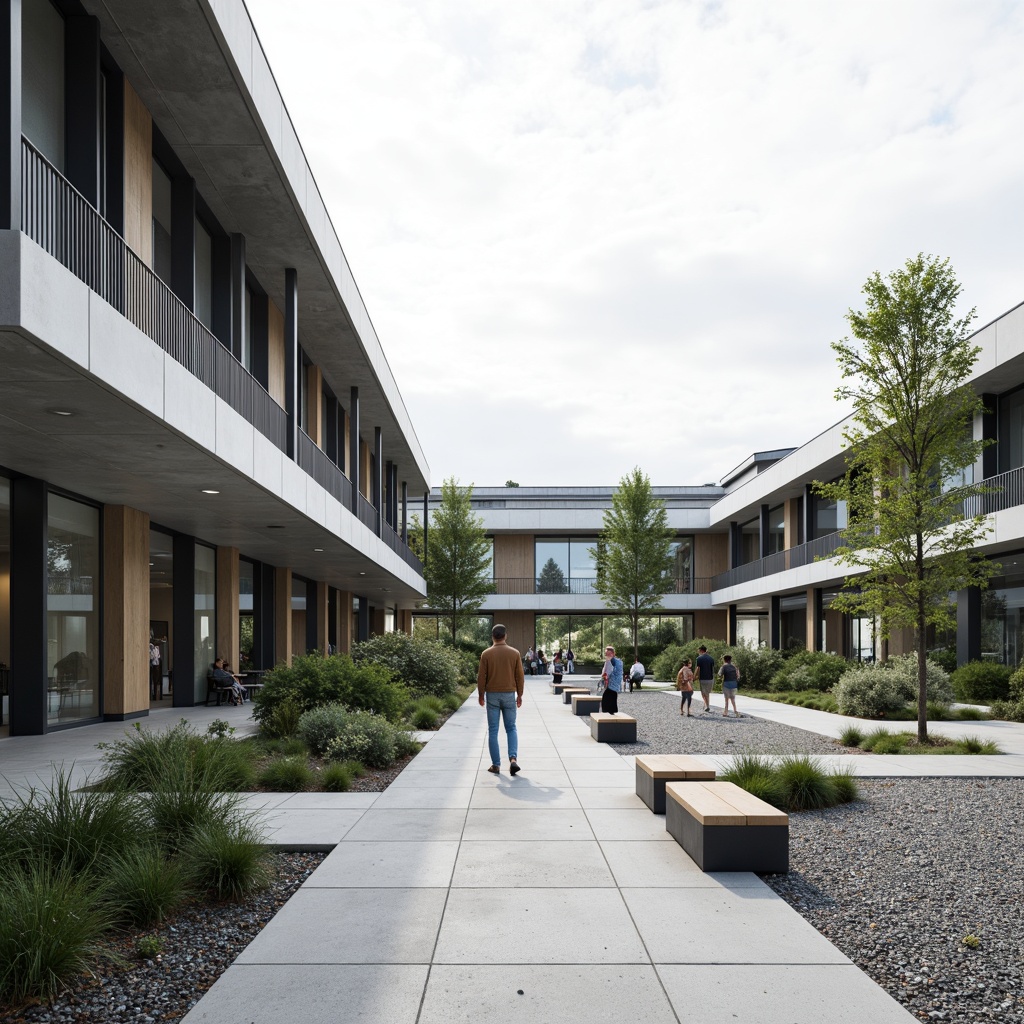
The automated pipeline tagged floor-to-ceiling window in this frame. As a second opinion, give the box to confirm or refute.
[47,494,100,724]
[979,556,1024,664]
[534,538,598,594]
[149,529,173,703]
[194,544,216,698]
[0,479,9,729]
[239,558,254,670]
[535,614,693,671]
[22,0,65,171]
[736,614,768,647]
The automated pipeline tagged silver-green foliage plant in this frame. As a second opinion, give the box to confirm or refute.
[352,631,460,698]
[834,656,952,717]
[297,703,351,757]
[324,711,400,768]
[817,255,998,742]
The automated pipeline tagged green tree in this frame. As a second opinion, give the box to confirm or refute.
[592,467,676,663]
[505,480,520,487]
[423,478,493,645]
[817,255,997,742]
[537,557,568,594]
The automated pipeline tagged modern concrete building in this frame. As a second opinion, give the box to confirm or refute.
[0,0,428,735]
[417,300,1024,671]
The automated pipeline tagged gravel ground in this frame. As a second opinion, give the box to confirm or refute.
[0,852,325,1024]
[606,687,848,757]
[764,778,1024,1024]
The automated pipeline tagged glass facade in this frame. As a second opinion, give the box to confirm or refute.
[739,517,759,565]
[411,614,493,647]
[47,494,100,724]
[22,0,65,170]
[980,557,1024,664]
[534,537,690,593]
[239,558,254,670]
[194,217,213,329]
[736,615,768,647]
[194,544,216,700]
[0,479,9,727]
[535,614,693,670]
[766,505,785,555]
[152,159,173,284]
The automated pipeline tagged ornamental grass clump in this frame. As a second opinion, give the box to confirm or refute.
[718,754,781,805]
[259,755,314,792]
[320,761,354,792]
[103,844,191,927]
[185,818,270,900]
[720,754,859,812]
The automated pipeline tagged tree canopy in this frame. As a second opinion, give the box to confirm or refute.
[422,478,493,644]
[592,467,676,663]
[817,254,997,741]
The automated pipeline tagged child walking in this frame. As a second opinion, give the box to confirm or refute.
[677,657,695,716]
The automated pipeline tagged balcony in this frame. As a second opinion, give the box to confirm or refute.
[711,533,843,591]
[489,577,709,596]
[296,429,353,507]
[21,138,287,452]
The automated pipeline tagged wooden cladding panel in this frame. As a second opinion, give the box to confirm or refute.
[103,505,150,716]
[216,547,240,669]
[784,497,801,550]
[493,534,534,580]
[360,439,372,499]
[123,80,152,264]
[694,534,729,580]
[499,611,535,653]
[693,609,727,641]
[267,299,286,407]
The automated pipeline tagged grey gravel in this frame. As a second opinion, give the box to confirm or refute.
[606,687,848,756]
[764,778,1024,1024]
[0,852,326,1024]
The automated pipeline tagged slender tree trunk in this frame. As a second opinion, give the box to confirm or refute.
[917,606,928,744]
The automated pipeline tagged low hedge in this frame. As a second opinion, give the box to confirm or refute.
[949,661,1012,703]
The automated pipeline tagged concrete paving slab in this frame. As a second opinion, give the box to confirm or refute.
[274,792,379,809]
[462,808,596,842]
[558,756,630,771]
[434,888,646,964]
[261,808,366,849]
[398,756,483,772]
[179,963,429,1024]
[452,839,613,888]
[475,768,572,787]
[342,808,468,842]
[622,887,851,964]
[371,786,475,809]
[584,808,675,841]
[306,841,459,888]
[574,787,647,810]
[469,783,581,809]
[656,963,919,1023]
[566,769,638,788]
[418,964,678,1024]
[601,840,770,889]
[235,888,447,964]
[387,769,482,788]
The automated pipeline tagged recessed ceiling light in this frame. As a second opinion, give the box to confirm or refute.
[48,409,73,416]
[201,489,220,495]
[314,547,323,552]
[358,571,367,576]
[149,562,154,567]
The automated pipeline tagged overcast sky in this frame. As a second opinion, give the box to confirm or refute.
[246,0,1024,489]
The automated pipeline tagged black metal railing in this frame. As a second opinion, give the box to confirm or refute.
[961,466,1021,517]
[21,138,287,452]
[356,493,378,532]
[382,521,424,573]
[488,577,705,596]
[296,430,354,506]
[712,531,844,591]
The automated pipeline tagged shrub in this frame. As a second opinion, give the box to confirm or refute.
[991,699,1024,722]
[184,817,270,900]
[838,726,864,747]
[955,707,985,721]
[352,632,460,698]
[928,647,958,673]
[297,703,352,757]
[411,706,440,730]
[718,754,781,804]
[732,644,785,691]
[320,762,354,792]
[774,755,841,811]
[104,844,189,926]
[259,756,314,792]
[394,730,422,759]
[324,711,399,768]
[443,691,466,713]
[0,863,114,1005]
[206,719,235,739]
[886,654,954,705]
[829,770,860,804]
[261,699,302,739]
[769,651,849,693]
[253,653,409,726]
[833,665,909,717]
[950,661,1012,703]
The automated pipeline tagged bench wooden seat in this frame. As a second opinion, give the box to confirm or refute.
[635,755,715,813]
[589,712,637,743]
[570,693,603,716]
[561,687,590,704]
[665,780,788,873]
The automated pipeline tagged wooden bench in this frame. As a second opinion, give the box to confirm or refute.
[571,693,603,717]
[561,687,590,704]
[635,755,715,813]
[665,780,788,873]
[550,681,571,695]
[589,712,637,743]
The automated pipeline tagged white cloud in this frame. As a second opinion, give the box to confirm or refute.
[246,0,1024,486]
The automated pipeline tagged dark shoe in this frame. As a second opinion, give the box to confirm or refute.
[510,760,521,776]
[487,764,500,774]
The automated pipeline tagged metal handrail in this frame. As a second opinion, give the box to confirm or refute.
[489,577,705,596]
[296,429,354,506]
[21,138,287,452]
[712,532,844,591]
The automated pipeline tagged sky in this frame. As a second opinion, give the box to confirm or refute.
[245,0,1024,489]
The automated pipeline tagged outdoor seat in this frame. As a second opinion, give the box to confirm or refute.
[634,755,715,813]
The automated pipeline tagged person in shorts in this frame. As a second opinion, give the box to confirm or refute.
[718,654,741,717]
[694,645,715,713]
[676,657,695,716]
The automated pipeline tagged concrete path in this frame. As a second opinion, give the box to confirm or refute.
[180,677,917,1024]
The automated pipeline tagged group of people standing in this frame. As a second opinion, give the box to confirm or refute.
[675,646,741,717]
[524,646,575,675]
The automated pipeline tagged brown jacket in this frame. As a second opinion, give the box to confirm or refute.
[477,642,525,698]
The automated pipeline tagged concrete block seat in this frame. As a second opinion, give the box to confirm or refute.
[665,780,788,873]
[550,681,572,695]
[571,693,603,717]
[561,687,591,704]
[589,712,637,743]
[635,755,716,814]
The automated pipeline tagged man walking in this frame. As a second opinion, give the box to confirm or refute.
[478,624,525,775]
[695,644,716,713]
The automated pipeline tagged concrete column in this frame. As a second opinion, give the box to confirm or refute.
[284,268,298,457]
[216,546,240,669]
[103,506,150,719]
[957,587,981,667]
[274,566,292,667]
[336,589,353,653]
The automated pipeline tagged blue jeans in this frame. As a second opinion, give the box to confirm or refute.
[486,691,518,765]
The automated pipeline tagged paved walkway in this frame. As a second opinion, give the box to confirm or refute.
[180,678,918,1024]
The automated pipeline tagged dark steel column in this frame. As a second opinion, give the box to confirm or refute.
[401,481,408,542]
[10,476,47,735]
[390,464,399,528]
[957,587,981,667]
[423,491,429,564]
[759,504,770,558]
[172,534,196,708]
[0,0,21,231]
[325,395,338,464]
[811,587,824,652]
[728,522,740,569]
[374,427,383,536]
[769,595,781,650]
[251,289,269,390]
[384,461,393,527]
[349,386,360,513]
[727,604,737,647]
[171,177,196,309]
[981,393,997,479]
[803,483,815,542]
[284,268,299,458]
[229,233,245,359]
[65,14,101,206]
[257,561,275,669]
[305,579,317,654]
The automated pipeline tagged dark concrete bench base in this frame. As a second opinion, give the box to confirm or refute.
[635,758,715,813]
[562,688,590,704]
[571,694,602,716]
[667,798,788,872]
[589,713,637,743]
